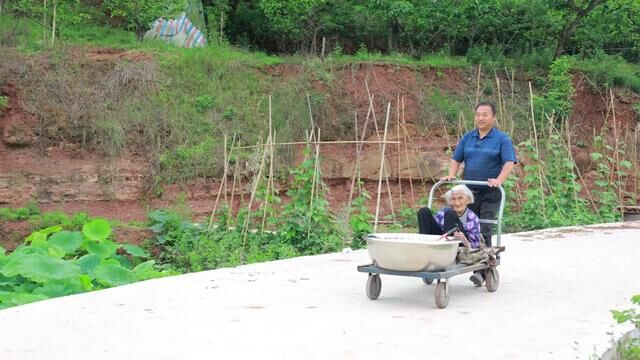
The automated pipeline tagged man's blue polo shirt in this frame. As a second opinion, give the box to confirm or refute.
[452,127,517,183]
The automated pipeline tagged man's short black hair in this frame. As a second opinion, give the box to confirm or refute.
[475,101,496,116]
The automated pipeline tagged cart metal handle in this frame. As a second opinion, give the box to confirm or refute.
[427,180,506,247]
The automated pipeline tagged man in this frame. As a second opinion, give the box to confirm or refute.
[441,101,516,285]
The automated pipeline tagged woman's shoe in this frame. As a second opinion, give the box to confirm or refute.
[469,272,484,287]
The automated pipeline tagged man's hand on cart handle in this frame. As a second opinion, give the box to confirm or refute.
[487,178,502,187]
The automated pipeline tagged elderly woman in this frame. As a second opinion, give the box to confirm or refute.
[417,184,482,249]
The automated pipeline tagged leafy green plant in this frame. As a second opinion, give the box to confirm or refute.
[611,295,640,359]
[348,188,373,249]
[0,219,165,309]
[591,132,630,221]
[535,56,574,122]
[278,151,343,255]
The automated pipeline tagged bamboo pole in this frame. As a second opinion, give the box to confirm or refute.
[261,97,276,231]
[306,129,322,240]
[227,154,240,229]
[474,64,482,106]
[307,92,315,131]
[374,103,391,232]
[348,94,376,211]
[365,82,396,218]
[220,10,224,44]
[495,76,503,128]
[50,0,56,47]
[347,113,361,211]
[610,89,624,217]
[242,140,269,249]
[315,131,321,205]
[208,134,229,232]
[529,82,547,221]
[260,133,273,231]
[404,124,436,182]
[633,123,640,202]
[402,128,428,196]
[396,95,403,209]
[43,0,47,44]
[401,96,416,205]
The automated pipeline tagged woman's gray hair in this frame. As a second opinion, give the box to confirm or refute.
[442,184,474,204]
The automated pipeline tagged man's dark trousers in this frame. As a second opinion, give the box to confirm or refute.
[468,187,501,247]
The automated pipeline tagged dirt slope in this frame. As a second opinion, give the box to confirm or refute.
[1,48,638,231]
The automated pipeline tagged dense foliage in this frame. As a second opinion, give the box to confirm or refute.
[2,0,639,62]
[214,0,640,61]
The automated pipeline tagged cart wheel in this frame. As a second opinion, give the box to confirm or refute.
[366,274,382,300]
[435,281,449,309]
[485,268,499,293]
[422,278,434,285]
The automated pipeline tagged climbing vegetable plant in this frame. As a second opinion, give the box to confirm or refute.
[149,148,344,272]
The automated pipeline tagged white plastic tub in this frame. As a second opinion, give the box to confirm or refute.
[365,233,460,272]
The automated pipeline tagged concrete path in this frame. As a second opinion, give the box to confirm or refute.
[1,223,639,360]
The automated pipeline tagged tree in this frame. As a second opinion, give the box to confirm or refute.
[259,0,338,54]
[103,0,186,40]
[553,0,607,59]
[573,0,640,61]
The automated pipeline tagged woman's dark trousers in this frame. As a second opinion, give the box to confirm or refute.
[417,208,460,235]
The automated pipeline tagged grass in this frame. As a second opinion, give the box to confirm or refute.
[326,50,469,69]
[573,52,640,93]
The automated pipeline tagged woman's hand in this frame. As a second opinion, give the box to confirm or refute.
[454,231,471,248]
[453,231,466,240]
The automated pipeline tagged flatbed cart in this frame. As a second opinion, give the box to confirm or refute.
[357,180,506,309]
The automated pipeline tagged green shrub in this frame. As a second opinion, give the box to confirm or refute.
[0,203,41,221]
[194,95,215,113]
[222,106,236,121]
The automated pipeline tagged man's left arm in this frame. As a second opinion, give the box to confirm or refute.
[488,162,514,187]
[488,135,517,187]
